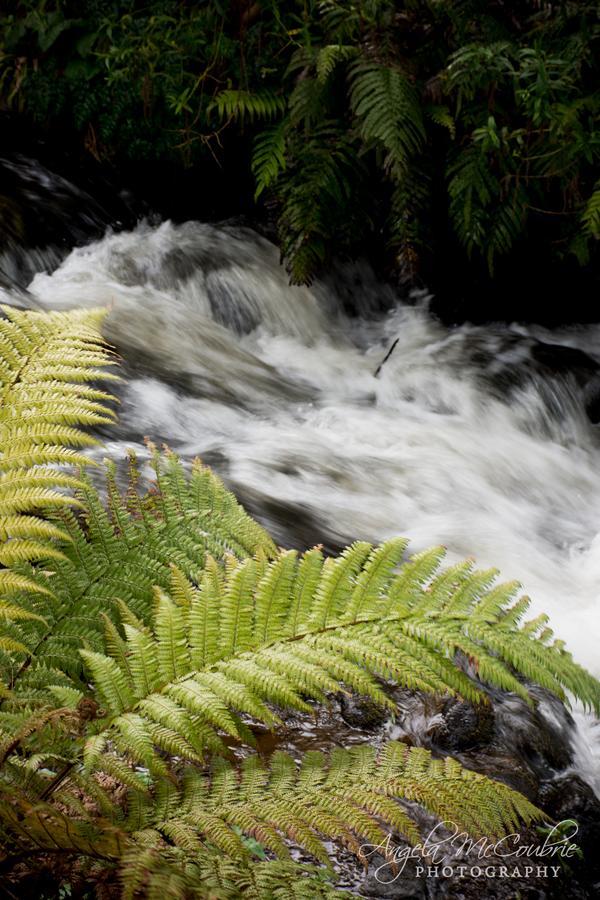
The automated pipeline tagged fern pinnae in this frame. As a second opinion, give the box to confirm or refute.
[254,645,341,701]
[154,589,190,681]
[310,541,372,629]
[254,549,298,644]
[383,545,446,614]
[415,563,495,619]
[189,555,223,668]
[316,44,358,83]
[168,565,196,608]
[208,90,286,124]
[124,626,159,699]
[287,546,324,637]
[80,650,135,717]
[345,537,408,622]
[101,614,132,681]
[220,557,260,659]
[166,678,243,740]
[470,578,522,621]
[252,121,288,199]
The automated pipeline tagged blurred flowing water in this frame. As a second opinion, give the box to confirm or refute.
[2,216,599,792]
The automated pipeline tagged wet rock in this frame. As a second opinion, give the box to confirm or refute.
[339,694,390,730]
[583,373,600,423]
[431,698,494,752]
[530,342,598,383]
[538,773,600,887]
[361,851,426,898]
[489,690,573,781]
[386,686,575,800]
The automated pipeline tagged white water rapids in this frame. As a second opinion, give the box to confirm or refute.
[5,219,599,788]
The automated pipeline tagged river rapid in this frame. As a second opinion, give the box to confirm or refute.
[2,214,599,794]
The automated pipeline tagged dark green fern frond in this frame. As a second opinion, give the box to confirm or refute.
[209,90,286,124]
[447,146,498,256]
[447,146,526,271]
[581,179,600,239]
[388,164,432,275]
[316,44,358,83]
[252,121,288,199]
[277,126,367,282]
[349,61,425,177]
[426,103,456,138]
[288,76,329,130]
[0,450,275,694]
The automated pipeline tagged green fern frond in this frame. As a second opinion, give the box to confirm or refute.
[74,537,600,778]
[426,103,456,138]
[0,451,275,693]
[316,44,358,83]
[581,179,600,239]
[288,74,327,129]
[0,306,116,594]
[277,126,366,282]
[252,121,288,199]
[120,743,541,869]
[209,90,286,124]
[349,61,425,176]
[0,742,542,895]
[447,147,497,255]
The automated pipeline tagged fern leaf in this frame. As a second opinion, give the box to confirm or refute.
[252,121,288,199]
[73,534,600,779]
[581,179,600,238]
[0,306,116,596]
[316,44,358,83]
[349,61,425,176]
[208,90,286,124]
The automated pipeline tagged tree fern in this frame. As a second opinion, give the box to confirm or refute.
[1,308,599,896]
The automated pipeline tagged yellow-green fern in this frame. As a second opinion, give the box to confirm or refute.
[0,305,116,614]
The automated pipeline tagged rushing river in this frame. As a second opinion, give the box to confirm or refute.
[2,216,599,792]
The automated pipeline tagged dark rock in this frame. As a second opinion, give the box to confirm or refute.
[361,850,426,899]
[530,342,598,384]
[538,773,600,887]
[491,689,574,779]
[339,694,389,730]
[583,374,600,423]
[432,698,495,752]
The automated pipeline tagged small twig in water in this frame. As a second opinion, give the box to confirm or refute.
[375,338,399,377]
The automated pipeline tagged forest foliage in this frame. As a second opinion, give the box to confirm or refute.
[0,0,598,284]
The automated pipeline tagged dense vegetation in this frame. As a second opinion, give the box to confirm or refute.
[0,305,599,896]
[1,1,598,289]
